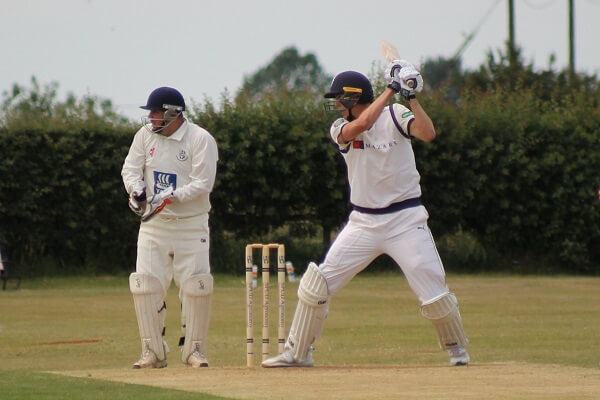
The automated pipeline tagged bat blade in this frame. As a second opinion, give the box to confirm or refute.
[380,40,400,63]
[380,40,416,89]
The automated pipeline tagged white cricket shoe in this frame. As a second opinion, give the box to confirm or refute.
[448,345,470,366]
[132,340,168,369]
[261,348,314,368]
[132,349,167,369]
[186,342,209,368]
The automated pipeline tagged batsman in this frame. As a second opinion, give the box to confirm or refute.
[262,60,470,367]
[121,87,219,368]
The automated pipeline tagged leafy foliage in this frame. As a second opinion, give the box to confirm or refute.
[1,76,130,130]
[238,46,332,100]
[190,87,348,265]
[0,48,599,275]
[0,126,137,272]
[416,56,600,271]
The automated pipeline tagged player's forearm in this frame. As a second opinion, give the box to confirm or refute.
[121,161,145,194]
[342,88,396,141]
[173,179,215,202]
[407,99,436,142]
[121,132,147,193]
[173,163,217,202]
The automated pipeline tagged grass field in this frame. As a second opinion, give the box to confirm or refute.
[1,273,599,399]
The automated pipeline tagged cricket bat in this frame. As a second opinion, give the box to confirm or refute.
[380,39,401,63]
[380,40,416,89]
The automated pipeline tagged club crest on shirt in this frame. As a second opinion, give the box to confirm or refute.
[149,147,156,157]
[176,149,188,161]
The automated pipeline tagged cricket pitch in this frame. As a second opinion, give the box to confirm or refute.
[57,362,600,400]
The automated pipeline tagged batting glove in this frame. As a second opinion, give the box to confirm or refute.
[141,186,174,222]
[385,59,413,81]
[385,60,424,101]
[128,181,147,216]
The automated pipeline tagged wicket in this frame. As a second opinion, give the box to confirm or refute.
[245,243,286,367]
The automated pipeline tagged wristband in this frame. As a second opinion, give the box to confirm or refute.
[387,81,401,93]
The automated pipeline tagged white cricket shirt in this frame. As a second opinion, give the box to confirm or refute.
[122,119,218,218]
[330,103,422,209]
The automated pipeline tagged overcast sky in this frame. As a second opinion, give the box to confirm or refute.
[2,0,598,121]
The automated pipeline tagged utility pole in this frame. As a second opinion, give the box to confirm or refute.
[508,0,516,67]
[568,0,575,76]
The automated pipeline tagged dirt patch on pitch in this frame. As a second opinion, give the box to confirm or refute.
[57,363,600,400]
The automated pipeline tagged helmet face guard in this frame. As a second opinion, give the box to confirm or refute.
[323,71,374,114]
[140,87,186,134]
[323,86,363,112]
[141,104,184,134]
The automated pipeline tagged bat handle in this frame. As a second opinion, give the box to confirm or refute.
[392,68,416,89]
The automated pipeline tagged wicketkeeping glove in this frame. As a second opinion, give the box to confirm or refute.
[128,180,147,216]
[385,60,424,101]
[141,186,174,222]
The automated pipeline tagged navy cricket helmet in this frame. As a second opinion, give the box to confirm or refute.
[140,87,186,111]
[324,71,374,109]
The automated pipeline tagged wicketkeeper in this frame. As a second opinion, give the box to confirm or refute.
[262,61,470,368]
[121,87,219,368]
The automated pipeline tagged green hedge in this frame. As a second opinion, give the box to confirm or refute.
[1,87,598,275]
[191,91,348,257]
[419,87,600,272]
[0,127,139,274]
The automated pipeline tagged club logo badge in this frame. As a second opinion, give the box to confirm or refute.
[176,149,188,161]
[153,171,177,193]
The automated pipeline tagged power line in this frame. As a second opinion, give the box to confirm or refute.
[452,0,502,60]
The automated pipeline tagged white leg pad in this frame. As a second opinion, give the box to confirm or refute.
[129,273,167,361]
[421,292,469,349]
[287,262,329,362]
[180,273,213,363]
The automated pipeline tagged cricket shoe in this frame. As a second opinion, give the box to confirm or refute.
[448,345,470,366]
[261,348,314,368]
[132,340,168,369]
[186,342,209,368]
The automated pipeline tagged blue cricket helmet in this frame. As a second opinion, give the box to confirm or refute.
[324,71,374,108]
[140,87,186,111]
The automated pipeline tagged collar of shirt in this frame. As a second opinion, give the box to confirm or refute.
[166,119,188,141]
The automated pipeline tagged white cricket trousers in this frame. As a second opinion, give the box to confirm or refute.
[320,205,448,305]
[136,213,210,298]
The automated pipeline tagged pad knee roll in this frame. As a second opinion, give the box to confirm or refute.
[129,273,167,360]
[180,273,213,363]
[421,292,468,349]
[287,262,329,362]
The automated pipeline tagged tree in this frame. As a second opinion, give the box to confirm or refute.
[0,76,130,130]
[238,46,332,100]
[421,56,464,103]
